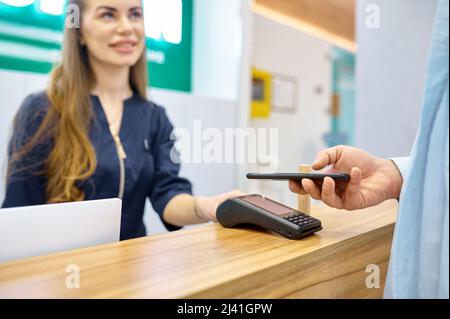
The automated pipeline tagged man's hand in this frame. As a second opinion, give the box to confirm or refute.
[289,146,403,210]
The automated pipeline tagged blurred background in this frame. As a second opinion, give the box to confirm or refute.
[0,0,438,234]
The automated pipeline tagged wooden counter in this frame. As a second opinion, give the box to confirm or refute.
[0,200,398,299]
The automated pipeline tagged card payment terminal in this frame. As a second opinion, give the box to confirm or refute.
[217,194,322,239]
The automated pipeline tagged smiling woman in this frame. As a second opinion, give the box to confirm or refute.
[2,0,245,240]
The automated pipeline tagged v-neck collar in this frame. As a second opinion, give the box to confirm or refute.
[91,93,137,139]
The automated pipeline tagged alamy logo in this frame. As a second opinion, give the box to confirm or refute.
[365,264,380,289]
[365,4,381,29]
[65,4,80,29]
[65,264,80,289]
[170,121,279,172]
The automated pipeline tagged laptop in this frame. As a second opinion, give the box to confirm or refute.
[0,198,122,263]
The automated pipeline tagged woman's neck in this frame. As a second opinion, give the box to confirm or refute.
[90,57,133,101]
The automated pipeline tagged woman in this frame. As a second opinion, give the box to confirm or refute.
[2,0,243,240]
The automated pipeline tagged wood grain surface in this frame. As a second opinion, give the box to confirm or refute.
[0,200,398,299]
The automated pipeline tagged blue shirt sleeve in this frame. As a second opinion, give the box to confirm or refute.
[390,157,410,180]
[384,0,449,298]
[2,93,50,208]
[147,105,193,230]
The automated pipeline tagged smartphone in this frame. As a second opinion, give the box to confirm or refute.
[246,172,350,183]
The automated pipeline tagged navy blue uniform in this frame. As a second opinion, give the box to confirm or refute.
[2,92,192,240]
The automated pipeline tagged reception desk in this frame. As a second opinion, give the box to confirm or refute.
[0,200,398,299]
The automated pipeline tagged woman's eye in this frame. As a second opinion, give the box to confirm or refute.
[130,11,142,19]
[101,11,115,20]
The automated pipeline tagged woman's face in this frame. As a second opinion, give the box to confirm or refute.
[80,0,145,68]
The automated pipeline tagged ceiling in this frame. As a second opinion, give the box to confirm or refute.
[253,0,356,52]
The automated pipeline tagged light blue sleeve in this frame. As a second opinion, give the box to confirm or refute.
[384,0,449,299]
[390,157,410,180]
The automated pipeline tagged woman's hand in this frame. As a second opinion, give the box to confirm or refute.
[195,189,247,222]
[289,146,403,210]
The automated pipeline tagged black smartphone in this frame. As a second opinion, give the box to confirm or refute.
[246,172,350,183]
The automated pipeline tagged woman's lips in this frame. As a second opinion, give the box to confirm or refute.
[110,41,137,54]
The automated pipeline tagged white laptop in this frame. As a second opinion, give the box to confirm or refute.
[0,198,122,263]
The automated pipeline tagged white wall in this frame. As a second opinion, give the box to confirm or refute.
[190,0,254,196]
[248,13,332,209]
[192,0,245,101]
[355,0,438,158]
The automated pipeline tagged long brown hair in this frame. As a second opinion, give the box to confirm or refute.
[10,0,148,203]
